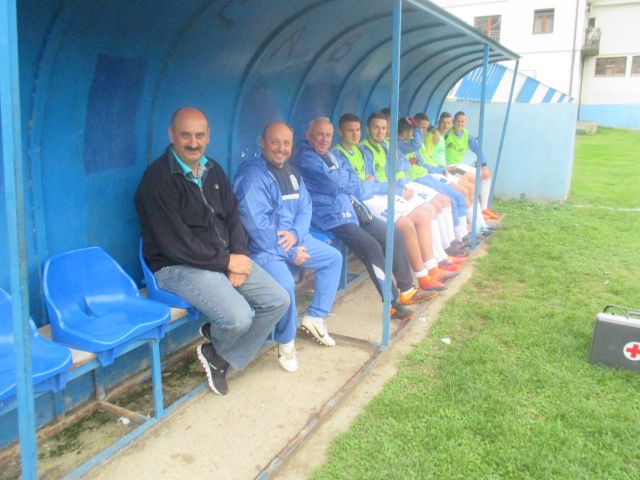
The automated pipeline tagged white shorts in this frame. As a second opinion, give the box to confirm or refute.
[430,173,459,185]
[405,182,438,203]
[364,195,414,223]
[445,173,461,184]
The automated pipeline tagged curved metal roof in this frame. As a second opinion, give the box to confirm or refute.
[2,0,518,301]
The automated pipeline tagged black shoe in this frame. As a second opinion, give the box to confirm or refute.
[445,246,469,257]
[199,322,212,342]
[390,302,416,322]
[452,239,471,249]
[196,343,229,395]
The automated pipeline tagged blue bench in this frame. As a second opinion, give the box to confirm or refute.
[43,247,171,368]
[0,288,72,408]
[138,238,200,320]
[139,239,199,319]
[41,246,172,420]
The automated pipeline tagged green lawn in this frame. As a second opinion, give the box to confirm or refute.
[310,128,640,479]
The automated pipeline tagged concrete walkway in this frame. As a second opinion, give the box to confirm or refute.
[88,248,483,480]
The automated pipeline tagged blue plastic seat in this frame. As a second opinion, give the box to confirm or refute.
[0,288,72,402]
[139,239,200,321]
[42,247,171,367]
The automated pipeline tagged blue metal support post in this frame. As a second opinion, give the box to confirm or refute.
[150,340,164,418]
[470,44,489,249]
[382,0,402,347]
[490,59,519,207]
[0,1,38,478]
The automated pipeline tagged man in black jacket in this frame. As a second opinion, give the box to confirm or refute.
[135,107,289,396]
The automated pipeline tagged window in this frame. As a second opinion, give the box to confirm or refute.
[632,56,640,75]
[474,15,501,42]
[595,57,627,76]
[533,9,554,34]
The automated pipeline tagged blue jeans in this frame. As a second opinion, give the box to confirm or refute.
[257,236,342,344]
[155,261,289,370]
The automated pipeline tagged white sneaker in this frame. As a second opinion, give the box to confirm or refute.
[278,340,298,372]
[300,315,336,347]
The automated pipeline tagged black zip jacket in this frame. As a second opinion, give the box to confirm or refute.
[134,146,249,273]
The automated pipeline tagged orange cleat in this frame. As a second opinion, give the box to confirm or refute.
[482,208,500,219]
[429,268,459,283]
[418,275,447,291]
[438,262,460,272]
[399,287,439,305]
[390,302,416,322]
[448,256,467,265]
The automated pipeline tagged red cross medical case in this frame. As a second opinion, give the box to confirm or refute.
[589,305,640,372]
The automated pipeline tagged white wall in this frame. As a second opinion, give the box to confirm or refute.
[580,1,640,104]
[443,100,578,201]
[433,0,587,97]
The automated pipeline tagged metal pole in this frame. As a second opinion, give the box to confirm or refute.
[471,45,489,249]
[490,59,519,207]
[382,0,402,347]
[0,1,38,479]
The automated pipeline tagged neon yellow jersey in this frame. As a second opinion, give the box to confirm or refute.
[444,128,469,165]
[334,144,366,181]
[426,132,446,167]
[361,139,406,182]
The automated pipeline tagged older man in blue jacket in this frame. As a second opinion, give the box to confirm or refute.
[234,122,342,372]
[293,117,432,323]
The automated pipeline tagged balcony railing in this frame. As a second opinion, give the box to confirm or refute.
[488,31,500,42]
[582,27,600,56]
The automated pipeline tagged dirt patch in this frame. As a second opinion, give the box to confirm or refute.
[0,408,134,480]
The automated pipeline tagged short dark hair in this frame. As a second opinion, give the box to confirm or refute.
[414,112,429,122]
[379,107,391,118]
[339,113,361,129]
[398,117,413,135]
[438,111,452,122]
[453,111,466,120]
[367,111,387,128]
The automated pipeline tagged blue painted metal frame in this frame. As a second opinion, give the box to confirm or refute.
[381,0,402,348]
[490,59,519,208]
[470,45,489,249]
[0,1,38,478]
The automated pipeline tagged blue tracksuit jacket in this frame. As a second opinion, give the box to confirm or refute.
[292,140,359,231]
[233,156,312,264]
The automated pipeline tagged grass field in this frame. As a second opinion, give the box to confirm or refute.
[310,128,640,479]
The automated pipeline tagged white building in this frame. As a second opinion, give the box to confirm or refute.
[432,0,588,97]
[432,0,640,129]
[579,0,640,129]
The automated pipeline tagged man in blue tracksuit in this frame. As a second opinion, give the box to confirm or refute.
[234,122,342,372]
[293,117,431,322]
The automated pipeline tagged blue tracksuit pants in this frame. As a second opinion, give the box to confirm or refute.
[257,236,342,344]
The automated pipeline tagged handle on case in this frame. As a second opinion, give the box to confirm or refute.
[603,305,640,318]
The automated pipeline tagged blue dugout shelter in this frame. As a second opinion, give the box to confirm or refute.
[1,1,518,477]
